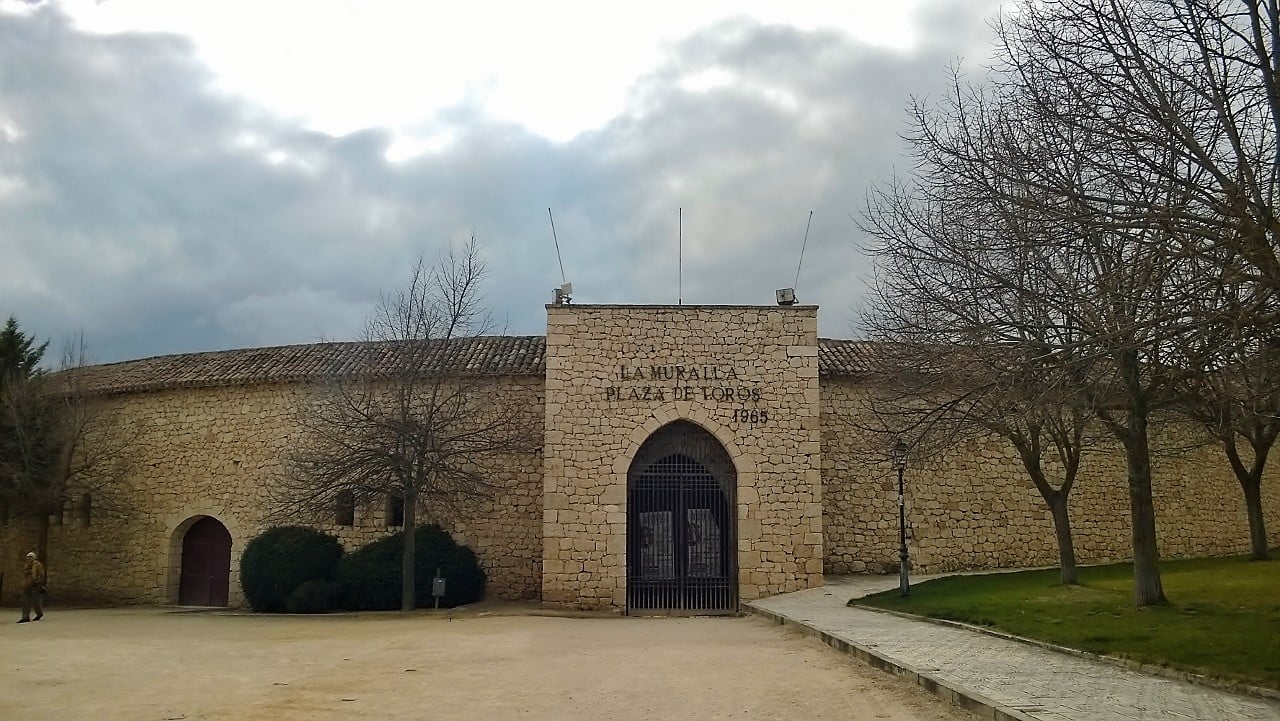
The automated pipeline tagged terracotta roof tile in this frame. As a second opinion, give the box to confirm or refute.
[62,336,874,395]
[62,336,547,396]
[817,339,880,377]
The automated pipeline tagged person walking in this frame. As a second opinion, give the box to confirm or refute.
[18,550,45,623]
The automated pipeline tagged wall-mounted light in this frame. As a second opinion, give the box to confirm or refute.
[552,282,573,305]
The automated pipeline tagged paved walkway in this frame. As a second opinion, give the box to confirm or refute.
[745,576,1280,721]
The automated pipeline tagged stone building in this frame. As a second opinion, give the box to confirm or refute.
[1,304,1277,612]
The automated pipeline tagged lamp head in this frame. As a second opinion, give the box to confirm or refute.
[890,439,909,471]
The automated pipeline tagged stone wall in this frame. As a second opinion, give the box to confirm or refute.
[1,377,543,606]
[0,519,41,605]
[542,305,823,610]
[821,378,1280,573]
[9,324,1278,610]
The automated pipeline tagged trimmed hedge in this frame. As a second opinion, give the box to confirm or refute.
[240,526,343,613]
[286,579,342,614]
[337,524,485,610]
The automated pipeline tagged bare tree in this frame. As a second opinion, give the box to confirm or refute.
[984,0,1280,588]
[275,237,541,610]
[855,337,1094,584]
[995,0,1280,292]
[860,54,1225,604]
[1181,352,1280,560]
[1173,275,1280,559]
[1,338,137,558]
[861,111,1099,585]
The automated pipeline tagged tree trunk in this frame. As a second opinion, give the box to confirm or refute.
[1018,443,1080,587]
[401,488,418,611]
[1047,494,1078,585]
[1121,430,1167,606]
[1240,476,1271,561]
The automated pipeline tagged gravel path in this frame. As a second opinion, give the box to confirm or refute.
[1,607,974,721]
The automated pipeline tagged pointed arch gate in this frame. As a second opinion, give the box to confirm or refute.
[626,421,737,614]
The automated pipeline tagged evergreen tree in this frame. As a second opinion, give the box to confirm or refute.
[0,315,47,387]
[0,325,133,557]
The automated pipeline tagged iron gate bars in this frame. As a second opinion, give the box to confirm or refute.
[627,451,737,613]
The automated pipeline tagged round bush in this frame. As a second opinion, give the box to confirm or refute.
[337,524,486,611]
[437,544,486,608]
[285,579,342,613]
[336,533,401,611]
[240,526,343,613]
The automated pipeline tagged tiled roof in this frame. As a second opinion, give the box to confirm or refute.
[61,336,875,396]
[817,339,881,377]
[60,336,547,396]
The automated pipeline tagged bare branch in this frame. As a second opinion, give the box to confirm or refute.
[270,236,540,609]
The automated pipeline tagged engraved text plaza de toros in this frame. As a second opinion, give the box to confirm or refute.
[605,363,768,422]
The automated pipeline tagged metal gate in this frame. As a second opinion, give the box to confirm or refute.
[179,516,232,606]
[627,422,737,614]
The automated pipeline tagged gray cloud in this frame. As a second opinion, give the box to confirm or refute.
[0,3,1002,363]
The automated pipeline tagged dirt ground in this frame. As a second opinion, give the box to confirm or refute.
[0,606,974,721]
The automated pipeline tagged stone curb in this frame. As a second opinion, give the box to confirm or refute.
[744,602,1040,721]
[161,602,621,620]
[849,603,1280,703]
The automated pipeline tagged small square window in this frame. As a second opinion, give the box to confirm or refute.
[335,491,355,526]
[385,493,405,527]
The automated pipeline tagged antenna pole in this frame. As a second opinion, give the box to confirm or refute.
[794,210,814,289]
[548,208,567,285]
[678,207,683,305]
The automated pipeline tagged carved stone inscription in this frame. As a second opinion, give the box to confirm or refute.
[603,363,763,406]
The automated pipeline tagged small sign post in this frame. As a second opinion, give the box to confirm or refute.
[431,568,446,610]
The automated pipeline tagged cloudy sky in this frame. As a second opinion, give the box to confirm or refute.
[1,0,1004,364]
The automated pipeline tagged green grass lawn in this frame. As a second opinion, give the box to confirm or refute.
[856,556,1280,690]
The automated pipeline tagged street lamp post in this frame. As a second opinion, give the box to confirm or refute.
[891,439,910,597]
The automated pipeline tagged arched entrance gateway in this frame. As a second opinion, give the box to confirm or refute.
[627,421,737,614]
[178,516,232,606]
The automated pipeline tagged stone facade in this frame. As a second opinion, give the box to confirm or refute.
[0,377,543,606]
[821,378,1280,573]
[542,305,823,609]
[2,304,1277,612]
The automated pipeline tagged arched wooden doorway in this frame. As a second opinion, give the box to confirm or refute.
[178,516,232,606]
[627,420,737,614]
